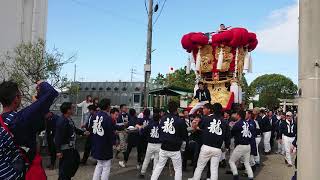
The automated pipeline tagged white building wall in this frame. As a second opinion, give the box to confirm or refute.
[0,0,48,111]
[0,0,48,54]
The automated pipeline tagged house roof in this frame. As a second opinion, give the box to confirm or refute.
[149,86,193,96]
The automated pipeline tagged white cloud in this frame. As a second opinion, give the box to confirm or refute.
[256,3,298,54]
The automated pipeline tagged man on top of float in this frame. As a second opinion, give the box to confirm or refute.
[189,82,211,115]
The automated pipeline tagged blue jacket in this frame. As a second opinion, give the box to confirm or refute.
[194,88,211,102]
[91,111,115,160]
[138,117,151,127]
[55,116,84,153]
[254,116,263,137]
[280,120,297,138]
[159,113,188,151]
[247,119,257,137]
[116,112,128,130]
[199,115,231,149]
[232,119,254,146]
[260,115,272,132]
[247,119,258,156]
[0,82,58,179]
[127,115,140,146]
[232,119,257,156]
[143,120,161,144]
[276,119,285,139]
[46,113,59,137]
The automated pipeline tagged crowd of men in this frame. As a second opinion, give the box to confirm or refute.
[0,80,298,180]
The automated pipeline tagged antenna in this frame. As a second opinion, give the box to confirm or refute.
[130,68,137,82]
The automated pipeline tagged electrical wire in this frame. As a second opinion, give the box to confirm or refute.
[144,0,149,15]
[153,0,167,26]
[70,0,144,25]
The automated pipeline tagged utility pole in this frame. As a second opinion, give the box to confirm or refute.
[143,0,153,107]
[130,68,137,82]
[298,0,320,179]
[73,64,77,82]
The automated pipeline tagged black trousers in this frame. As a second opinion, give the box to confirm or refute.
[47,134,56,166]
[81,137,92,163]
[124,138,145,164]
[270,130,276,149]
[183,141,201,171]
[58,149,80,180]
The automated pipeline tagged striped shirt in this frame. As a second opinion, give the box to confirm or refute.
[0,112,24,180]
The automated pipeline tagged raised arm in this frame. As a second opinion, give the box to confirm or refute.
[19,82,58,124]
[77,101,84,108]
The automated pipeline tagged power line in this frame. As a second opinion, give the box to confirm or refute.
[70,0,144,25]
[153,0,167,26]
[144,0,149,15]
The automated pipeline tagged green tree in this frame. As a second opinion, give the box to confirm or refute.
[248,74,298,109]
[152,73,166,86]
[167,68,196,90]
[151,68,196,91]
[241,75,250,107]
[1,39,74,103]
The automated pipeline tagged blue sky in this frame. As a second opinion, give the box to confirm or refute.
[46,0,298,84]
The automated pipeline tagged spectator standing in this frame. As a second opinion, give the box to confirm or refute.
[77,95,93,126]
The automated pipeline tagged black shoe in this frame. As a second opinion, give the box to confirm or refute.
[233,175,240,180]
[138,174,145,179]
[80,160,87,165]
[225,170,233,174]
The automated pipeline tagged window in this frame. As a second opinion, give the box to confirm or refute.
[135,87,140,91]
[106,87,111,91]
[92,87,96,90]
[85,87,89,90]
[133,94,140,103]
[122,87,127,91]
[114,87,119,91]
[99,87,103,91]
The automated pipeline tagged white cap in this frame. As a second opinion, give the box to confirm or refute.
[286,112,293,116]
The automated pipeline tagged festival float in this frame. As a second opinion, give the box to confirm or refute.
[181,25,258,113]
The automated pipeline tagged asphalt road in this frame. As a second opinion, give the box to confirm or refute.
[45,152,295,180]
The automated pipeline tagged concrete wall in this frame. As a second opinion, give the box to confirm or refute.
[76,82,145,107]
